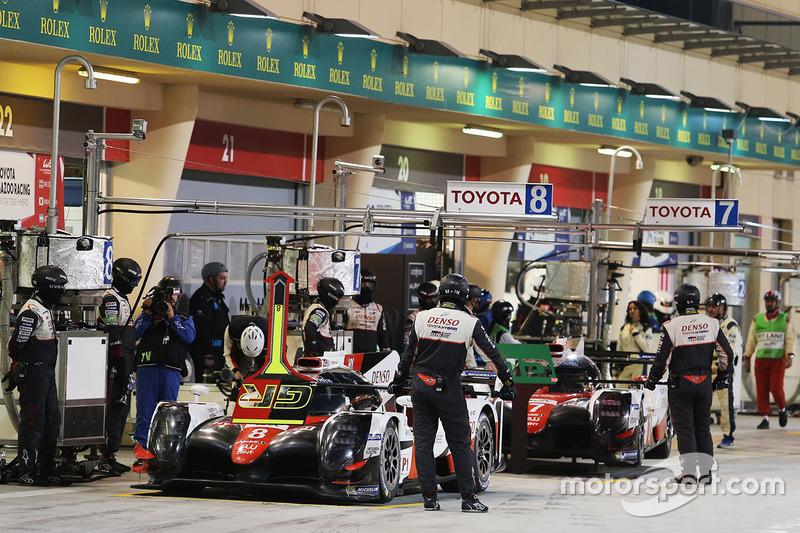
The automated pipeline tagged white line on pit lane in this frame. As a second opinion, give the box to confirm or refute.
[0,489,76,499]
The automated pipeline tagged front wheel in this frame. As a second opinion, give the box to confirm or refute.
[378,422,400,502]
[440,412,495,493]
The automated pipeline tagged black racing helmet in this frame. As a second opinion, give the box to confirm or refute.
[360,268,377,296]
[318,277,345,309]
[674,283,700,314]
[157,276,183,298]
[468,284,481,302]
[440,273,470,305]
[417,281,439,310]
[491,300,514,325]
[112,258,142,295]
[706,292,727,313]
[32,265,68,305]
[764,289,782,302]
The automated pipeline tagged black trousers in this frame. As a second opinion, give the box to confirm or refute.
[17,363,60,475]
[668,374,714,475]
[410,372,476,495]
[100,354,132,455]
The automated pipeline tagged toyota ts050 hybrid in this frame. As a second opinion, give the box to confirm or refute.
[132,346,504,502]
[504,342,672,466]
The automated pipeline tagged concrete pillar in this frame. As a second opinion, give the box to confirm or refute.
[105,85,199,297]
[463,136,536,298]
[607,165,654,336]
[320,113,386,250]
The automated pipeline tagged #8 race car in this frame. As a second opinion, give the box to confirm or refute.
[132,349,504,502]
[508,344,672,466]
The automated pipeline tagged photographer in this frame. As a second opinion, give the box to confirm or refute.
[133,277,196,450]
[96,258,141,475]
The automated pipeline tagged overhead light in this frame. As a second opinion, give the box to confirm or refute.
[208,0,278,18]
[462,125,503,139]
[303,12,378,38]
[553,64,614,88]
[620,77,680,100]
[598,145,633,157]
[680,90,734,113]
[479,49,546,73]
[396,32,464,57]
[736,101,790,123]
[78,66,139,85]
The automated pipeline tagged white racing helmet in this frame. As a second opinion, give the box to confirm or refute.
[241,324,265,358]
[653,290,675,315]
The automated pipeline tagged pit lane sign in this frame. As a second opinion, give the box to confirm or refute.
[446,181,553,216]
[644,198,739,227]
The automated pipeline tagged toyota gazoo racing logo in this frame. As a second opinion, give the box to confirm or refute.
[429,330,452,339]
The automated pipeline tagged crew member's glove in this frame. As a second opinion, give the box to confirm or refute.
[712,375,728,391]
[388,370,408,396]
[643,377,657,391]
[499,378,517,401]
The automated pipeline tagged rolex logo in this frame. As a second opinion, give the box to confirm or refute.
[53,0,59,13]
[433,61,439,83]
[302,35,309,58]
[492,72,497,93]
[402,56,409,78]
[266,28,272,52]
[617,97,622,114]
[187,13,194,38]
[337,41,344,65]
[370,49,376,72]
[661,105,666,123]
[593,92,599,111]
[682,110,687,128]
[569,87,575,107]
[778,131,782,143]
[639,100,645,118]
[742,120,746,136]
[760,122,764,139]
[144,4,152,30]
[227,21,234,46]
[463,66,469,88]
[703,113,707,130]
[545,83,550,103]
[723,115,727,130]
[518,78,524,98]
[100,0,108,22]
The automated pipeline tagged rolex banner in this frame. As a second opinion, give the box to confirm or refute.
[1,0,799,167]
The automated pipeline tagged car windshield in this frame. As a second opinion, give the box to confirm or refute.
[552,355,600,393]
[307,368,381,415]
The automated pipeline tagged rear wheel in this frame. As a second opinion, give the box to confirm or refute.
[378,422,400,502]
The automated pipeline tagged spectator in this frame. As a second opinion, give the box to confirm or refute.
[743,290,796,429]
[617,300,654,382]
[189,262,230,382]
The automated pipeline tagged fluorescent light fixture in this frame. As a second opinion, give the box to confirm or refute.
[553,64,614,88]
[680,91,734,113]
[303,12,378,38]
[620,77,680,100]
[479,49,547,73]
[396,32,464,57]
[598,145,633,157]
[462,125,503,139]
[209,0,278,18]
[736,101,790,122]
[78,66,139,85]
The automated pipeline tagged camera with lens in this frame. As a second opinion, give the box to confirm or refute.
[145,285,173,316]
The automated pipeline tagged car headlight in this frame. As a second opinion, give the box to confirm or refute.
[148,404,190,470]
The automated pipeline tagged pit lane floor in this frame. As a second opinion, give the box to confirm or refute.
[0,414,797,532]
